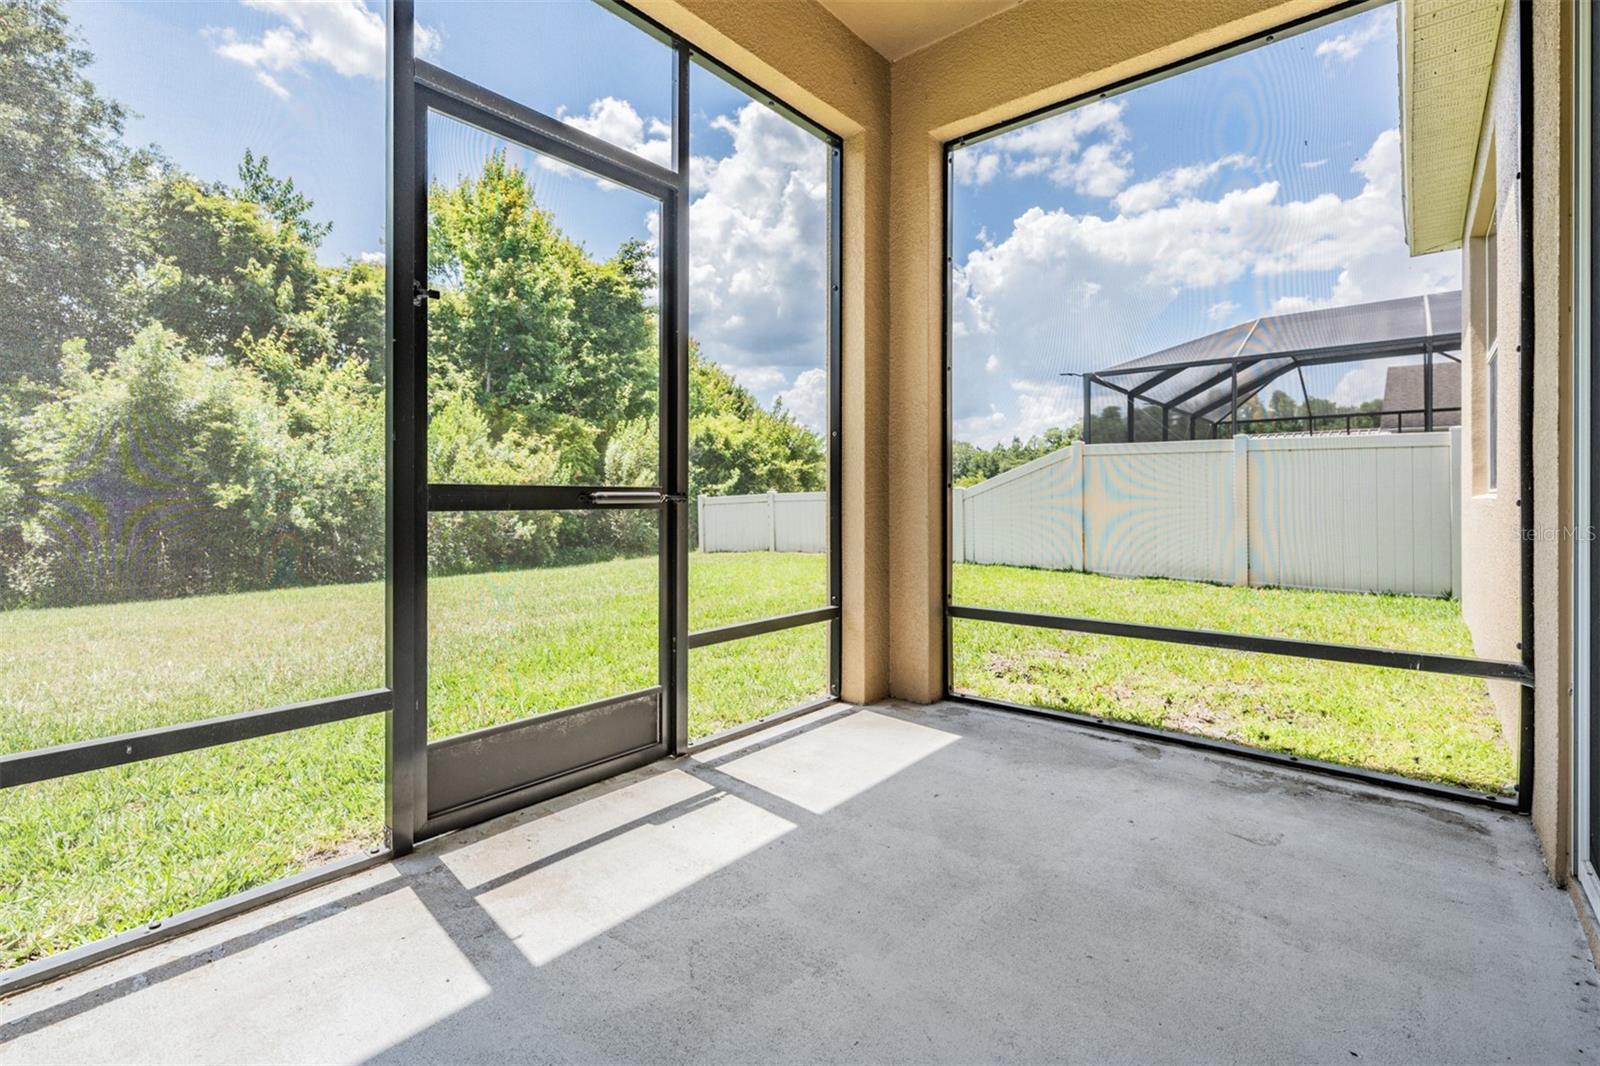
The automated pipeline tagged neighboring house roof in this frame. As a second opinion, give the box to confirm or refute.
[1091,290,1462,421]
[1381,359,1462,428]
[1398,0,1506,255]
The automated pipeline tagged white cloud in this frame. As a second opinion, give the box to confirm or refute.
[984,354,1001,373]
[1315,11,1387,62]
[953,101,1132,197]
[954,151,1000,187]
[776,368,828,433]
[210,0,438,97]
[1114,153,1250,214]
[1301,158,1329,170]
[555,97,673,171]
[951,128,1459,447]
[686,101,830,410]
[731,366,789,395]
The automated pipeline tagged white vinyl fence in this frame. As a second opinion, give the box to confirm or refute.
[699,431,1463,597]
[697,491,827,553]
[951,430,1463,597]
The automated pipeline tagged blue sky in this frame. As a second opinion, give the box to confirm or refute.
[950,3,1460,446]
[66,0,830,430]
[63,1,1429,449]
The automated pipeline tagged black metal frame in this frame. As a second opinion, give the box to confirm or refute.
[0,0,843,995]
[1083,334,1463,444]
[941,0,1537,814]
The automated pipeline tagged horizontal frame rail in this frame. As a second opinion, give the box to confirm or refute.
[0,689,391,789]
[953,691,1520,809]
[427,483,666,511]
[686,605,839,649]
[0,848,391,999]
[416,62,679,198]
[685,696,843,755]
[947,604,1534,685]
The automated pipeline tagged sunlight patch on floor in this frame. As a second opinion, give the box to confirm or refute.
[701,710,961,814]
[442,769,795,967]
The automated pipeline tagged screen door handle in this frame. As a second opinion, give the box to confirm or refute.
[586,490,667,506]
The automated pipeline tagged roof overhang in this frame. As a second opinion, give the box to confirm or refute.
[1397,0,1506,255]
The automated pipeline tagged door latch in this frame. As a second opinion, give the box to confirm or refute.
[412,281,440,308]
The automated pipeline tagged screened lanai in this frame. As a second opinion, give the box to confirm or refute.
[1082,290,1463,442]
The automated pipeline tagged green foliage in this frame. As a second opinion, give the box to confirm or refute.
[606,352,827,551]
[235,149,332,249]
[0,19,826,608]
[124,170,323,360]
[6,324,300,604]
[685,354,825,497]
[953,425,1078,486]
[311,258,386,377]
[426,152,655,459]
[0,0,133,383]
[425,380,561,575]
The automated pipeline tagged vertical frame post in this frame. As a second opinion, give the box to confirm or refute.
[1424,344,1436,431]
[384,0,426,854]
[1515,0,1536,813]
[942,148,956,697]
[1082,375,1093,444]
[828,138,844,698]
[1229,360,1240,438]
[665,44,691,754]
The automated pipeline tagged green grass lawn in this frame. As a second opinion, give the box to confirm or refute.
[0,551,830,969]
[1,554,1513,969]
[951,564,1515,794]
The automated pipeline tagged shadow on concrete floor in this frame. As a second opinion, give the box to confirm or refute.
[3,700,1596,1064]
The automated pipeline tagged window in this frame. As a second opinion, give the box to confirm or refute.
[1485,211,1500,491]
[2,0,388,969]
[945,0,1525,799]
[685,61,839,740]
[1488,347,1500,490]
[2,0,844,983]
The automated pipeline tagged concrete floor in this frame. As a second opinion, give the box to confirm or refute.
[2,700,1598,1064]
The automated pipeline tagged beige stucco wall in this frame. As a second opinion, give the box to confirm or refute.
[1459,0,1574,879]
[630,0,892,705]
[1529,0,1574,878]
[1459,0,1525,749]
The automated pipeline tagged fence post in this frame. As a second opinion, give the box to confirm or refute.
[768,491,777,551]
[697,494,705,553]
[1072,440,1087,573]
[1231,434,1250,586]
[950,486,965,564]
[1449,426,1463,597]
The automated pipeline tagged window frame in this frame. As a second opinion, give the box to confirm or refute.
[939,0,1535,813]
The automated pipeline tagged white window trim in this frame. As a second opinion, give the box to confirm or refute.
[1486,342,1499,493]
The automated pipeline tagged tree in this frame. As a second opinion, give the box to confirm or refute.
[4,324,303,604]
[425,152,655,479]
[0,0,133,383]
[313,258,386,378]
[124,169,323,361]
[952,425,1079,486]
[235,150,332,249]
[606,351,826,551]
